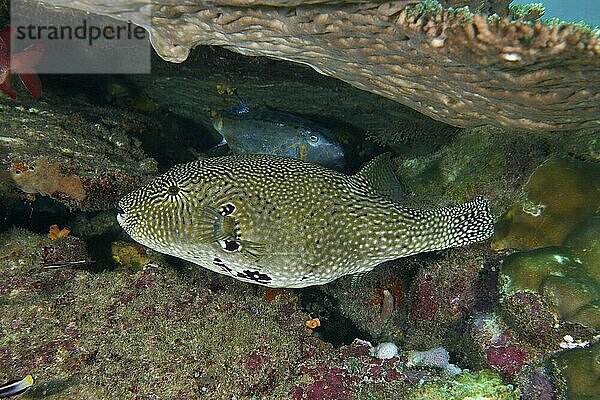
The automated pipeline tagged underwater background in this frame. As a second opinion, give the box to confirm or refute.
[0,0,599,399]
[512,0,600,26]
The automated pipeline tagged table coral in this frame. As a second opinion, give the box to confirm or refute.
[34,0,600,130]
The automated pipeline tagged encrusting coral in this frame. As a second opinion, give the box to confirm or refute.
[12,158,86,202]
[494,156,599,398]
[34,0,600,130]
[493,157,600,251]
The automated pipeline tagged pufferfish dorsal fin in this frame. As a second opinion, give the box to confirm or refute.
[354,152,404,202]
[195,206,236,243]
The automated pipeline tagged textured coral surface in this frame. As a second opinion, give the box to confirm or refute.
[36,0,600,130]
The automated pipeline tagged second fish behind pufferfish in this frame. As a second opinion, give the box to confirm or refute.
[117,153,495,288]
[212,105,346,170]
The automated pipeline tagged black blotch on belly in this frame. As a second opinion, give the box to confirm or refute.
[213,257,232,272]
[237,269,272,283]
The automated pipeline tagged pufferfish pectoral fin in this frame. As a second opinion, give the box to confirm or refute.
[194,206,235,243]
[195,206,267,261]
[355,152,404,202]
[239,240,267,262]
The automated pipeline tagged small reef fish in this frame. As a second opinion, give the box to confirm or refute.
[117,153,494,288]
[0,375,34,398]
[0,28,44,99]
[212,103,346,170]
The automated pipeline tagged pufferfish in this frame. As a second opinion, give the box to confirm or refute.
[117,154,494,288]
[212,106,346,170]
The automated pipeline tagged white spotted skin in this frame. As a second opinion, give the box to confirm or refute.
[117,154,494,288]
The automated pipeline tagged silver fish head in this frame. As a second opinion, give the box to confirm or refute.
[298,128,345,170]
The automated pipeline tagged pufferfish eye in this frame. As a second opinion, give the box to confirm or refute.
[167,185,180,195]
[309,135,319,143]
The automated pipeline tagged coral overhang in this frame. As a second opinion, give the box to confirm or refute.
[35,0,600,130]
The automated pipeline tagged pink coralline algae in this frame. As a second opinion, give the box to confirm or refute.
[243,353,270,372]
[290,367,354,400]
[290,341,407,400]
[486,346,528,378]
[409,273,440,321]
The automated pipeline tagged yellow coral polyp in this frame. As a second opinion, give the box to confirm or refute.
[111,241,151,270]
[48,224,70,240]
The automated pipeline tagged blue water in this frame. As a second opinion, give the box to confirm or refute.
[512,0,600,27]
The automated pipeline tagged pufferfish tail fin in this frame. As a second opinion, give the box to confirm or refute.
[402,196,495,257]
[435,196,495,249]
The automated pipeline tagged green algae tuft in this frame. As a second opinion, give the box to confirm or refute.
[410,370,519,400]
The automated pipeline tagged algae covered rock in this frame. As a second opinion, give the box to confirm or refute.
[409,370,519,400]
[500,244,600,331]
[0,100,157,212]
[493,157,600,251]
[555,341,600,399]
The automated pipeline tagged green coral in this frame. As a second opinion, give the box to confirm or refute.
[410,370,519,399]
[555,342,600,399]
[500,238,600,330]
[541,17,600,37]
[497,157,600,331]
[406,0,444,17]
[406,1,473,23]
[493,157,600,251]
[508,3,545,21]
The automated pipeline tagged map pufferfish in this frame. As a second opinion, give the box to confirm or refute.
[117,153,495,288]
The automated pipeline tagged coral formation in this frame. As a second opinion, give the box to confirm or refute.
[497,157,600,339]
[492,155,599,397]
[555,341,600,399]
[493,157,600,251]
[501,243,600,331]
[35,0,600,130]
[1,2,598,397]
[0,100,157,211]
[12,158,86,202]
